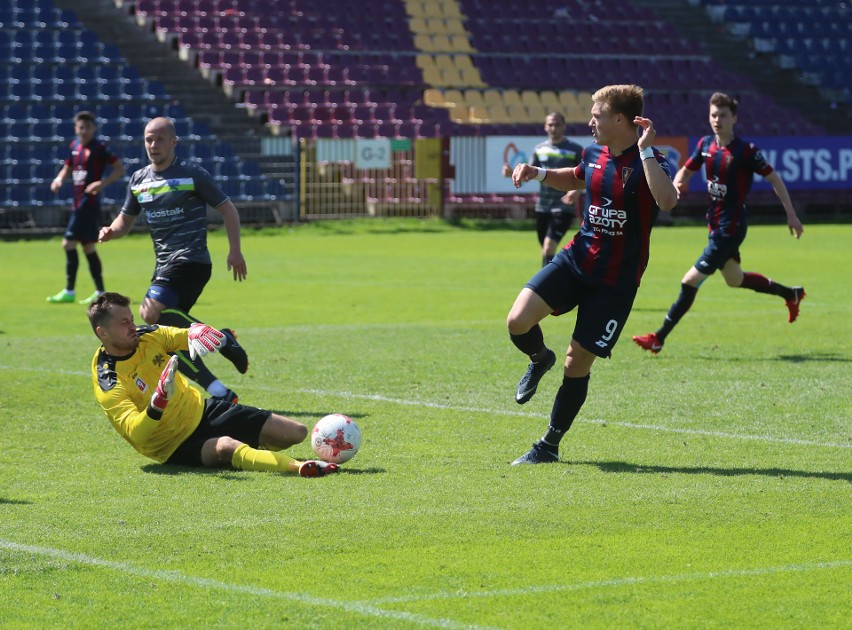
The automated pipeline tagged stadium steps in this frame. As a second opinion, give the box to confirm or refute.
[50,0,273,162]
[630,0,851,134]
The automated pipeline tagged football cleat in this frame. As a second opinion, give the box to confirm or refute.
[219,328,249,374]
[211,389,239,405]
[632,332,663,354]
[78,290,105,305]
[47,289,75,303]
[785,287,806,323]
[299,460,340,478]
[515,349,557,404]
[511,442,559,466]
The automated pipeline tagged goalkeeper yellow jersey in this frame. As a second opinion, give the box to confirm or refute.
[91,325,205,463]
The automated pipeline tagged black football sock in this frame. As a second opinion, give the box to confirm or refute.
[157,308,201,328]
[510,325,547,360]
[740,272,795,301]
[541,374,590,449]
[542,254,554,267]
[85,251,104,292]
[65,249,79,292]
[656,283,698,342]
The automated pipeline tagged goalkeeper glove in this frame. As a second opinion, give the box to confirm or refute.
[150,355,178,412]
[188,322,225,360]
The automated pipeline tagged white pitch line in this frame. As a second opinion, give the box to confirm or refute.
[0,540,490,630]
[364,560,852,605]
[3,366,849,449]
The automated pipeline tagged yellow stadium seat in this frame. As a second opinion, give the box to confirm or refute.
[482,89,502,105]
[448,34,474,53]
[443,88,464,106]
[460,67,486,88]
[444,18,466,34]
[559,90,581,110]
[422,65,442,85]
[423,88,446,108]
[453,55,474,70]
[487,105,512,124]
[438,1,463,19]
[415,53,435,70]
[434,54,455,69]
[521,90,542,108]
[440,66,464,87]
[414,33,435,52]
[419,0,444,16]
[409,17,428,33]
[463,89,485,107]
[540,90,561,109]
[502,89,522,107]
[448,105,469,122]
[431,34,452,52]
[405,0,428,17]
[468,105,490,123]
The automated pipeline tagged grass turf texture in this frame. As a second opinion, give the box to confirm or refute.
[1,220,849,628]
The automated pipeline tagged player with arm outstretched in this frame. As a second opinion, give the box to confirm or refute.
[88,292,337,477]
[632,92,805,355]
[99,117,248,403]
[506,84,677,465]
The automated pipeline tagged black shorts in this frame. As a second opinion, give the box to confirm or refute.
[64,206,101,243]
[535,209,572,245]
[525,258,637,358]
[695,230,746,275]
[146,262,212,312]
[165,399,271,467]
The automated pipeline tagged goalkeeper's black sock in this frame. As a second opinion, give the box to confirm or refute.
[157,308,201,328]
[65,249,79,292]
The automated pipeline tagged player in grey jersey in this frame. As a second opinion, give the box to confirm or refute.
[99,117,249,403]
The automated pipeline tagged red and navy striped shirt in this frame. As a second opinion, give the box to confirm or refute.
[64,137,119,211]
[563,143,670,291]
[684,135,773,238]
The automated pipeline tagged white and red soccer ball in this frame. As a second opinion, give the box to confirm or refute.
[311,414,361,464]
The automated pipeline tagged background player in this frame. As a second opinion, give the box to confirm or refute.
[87,292,338,477]
[632,92,805,355]
[503,112,584,266]
[507,85,677,465]
[99,117,248,403]
[47,111,125,305]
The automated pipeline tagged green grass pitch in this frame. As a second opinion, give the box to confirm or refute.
[1,220,849,628]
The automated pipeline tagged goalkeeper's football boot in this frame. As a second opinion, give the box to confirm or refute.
[515,348,556,404]
[299,460,340,478]
[785,287,806,323]
[211,389,239,405]
[47,289,75,303]
[78,290,105,305]
[220,328,249,374]
[632,332,663,354]
[511,442,559,466]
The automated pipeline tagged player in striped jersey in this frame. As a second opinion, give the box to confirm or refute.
[506,85,677,465]
[98,117,248,403]
[632,92,805,355]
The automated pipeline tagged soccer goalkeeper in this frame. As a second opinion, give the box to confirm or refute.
[87,292,337,477]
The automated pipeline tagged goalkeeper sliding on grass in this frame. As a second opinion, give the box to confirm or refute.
[87,292,338,477]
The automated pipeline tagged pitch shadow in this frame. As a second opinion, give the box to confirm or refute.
[269,410,370,420]
[0,498,32,505]
[339,467,385,475]
[573,460,852,483]
[141,464,250,480]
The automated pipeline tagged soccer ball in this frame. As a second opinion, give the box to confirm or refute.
[311,414,361,464]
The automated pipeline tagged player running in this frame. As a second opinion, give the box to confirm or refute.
[87,292,338,477]
[507,84,677,465]
[632,92,805,355]
[99,117,247,403]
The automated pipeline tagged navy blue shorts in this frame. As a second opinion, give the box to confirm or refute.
[536,209,572,245]
[525,257,637,358]
[64,206,101,243]
[695,231,746,275]
[146,262,212,312]
[164,399,271,467]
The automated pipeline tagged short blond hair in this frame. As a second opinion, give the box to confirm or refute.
[592,84,644,124]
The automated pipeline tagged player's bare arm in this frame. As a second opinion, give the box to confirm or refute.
[217,200,248,281]
[635,116,678,211]
[764,171,804,239]
[672,166,696,200]
[51,164,70,194]
[512,163,583,192]
[99,212,137,242]
[85,160,126,196]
